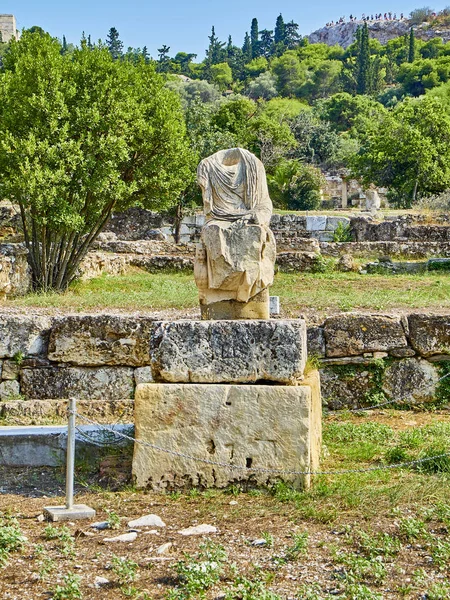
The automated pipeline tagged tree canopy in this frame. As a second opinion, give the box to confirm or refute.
[0,32,193,290]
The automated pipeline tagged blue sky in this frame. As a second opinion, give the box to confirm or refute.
[4,1,450,59]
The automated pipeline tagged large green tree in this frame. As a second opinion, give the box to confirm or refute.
[0,33,193,290]
[351,96,450,206]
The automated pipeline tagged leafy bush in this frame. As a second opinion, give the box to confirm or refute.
[410,7,435,24]
[267,159,324,211]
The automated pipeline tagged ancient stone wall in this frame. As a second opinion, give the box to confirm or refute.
[0,14,19,43]
[0,313,447,420]
[308,313,450,409]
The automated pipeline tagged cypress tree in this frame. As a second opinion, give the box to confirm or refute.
[274,14,286,44]
[250,18,259,58]
[242,31,252,63]
[356,22,370,94]
[408,27,415,62]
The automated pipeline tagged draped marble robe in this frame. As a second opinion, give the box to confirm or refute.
[194,148,276,307]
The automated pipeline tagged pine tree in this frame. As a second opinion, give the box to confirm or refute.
[259,29,274,57]
[274,14,286,44]
[250,18,260,58]
[87,34,92,48]
[285,20,301,49]
[106,27,123,60]
[242,32,252,63]
[356,22,370,94]
[157,45,171,72]
[408,27,415,63]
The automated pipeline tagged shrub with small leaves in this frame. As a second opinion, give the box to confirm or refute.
[0,518,27,567]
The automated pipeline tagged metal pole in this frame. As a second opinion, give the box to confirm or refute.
[66,398,76,510]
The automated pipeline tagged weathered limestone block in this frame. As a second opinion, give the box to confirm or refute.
[0,315,52,358]
[326,217,351,232]
[0,398,134,422]
[1,360,19,380]
[320,366,378,410]
[48,316,156,366]
[133,375,321,490]
[20,367,134,400]
[79,252,131,280]
[408,314,450,358]
[306,216,327,231]
[277,252,323,273]
[382,358,439,404]
[0,244,32,298]
[0,379,20,400]
[150,320,307,384]
[307,326,325,358]
[324,314,408,357]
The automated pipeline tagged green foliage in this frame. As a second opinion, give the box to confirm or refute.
[106,510,121,530]
[0,32,192,291]
[52,573,82,600]
[332,221,352,242]
[111,554,139,595]
[43,524,75,557]
[324,422,394,444]
[351,96,450,206]
[410,7,435,25]
[0,518,27,567]
[225,574,282,599]
[435,362,450,405]
[168,542,227,599]
[268,159,324,210]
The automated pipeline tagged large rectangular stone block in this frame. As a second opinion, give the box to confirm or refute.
[150,320,307,384]
[48,315,156,366]
[133,375,321,491]
[0,315,52,358]
[20,366,135,400]
[408,314,450,358]
[324,314,408,357]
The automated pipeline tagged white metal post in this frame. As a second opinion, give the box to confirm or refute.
[66,397,76,510]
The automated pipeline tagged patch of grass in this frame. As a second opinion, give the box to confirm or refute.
[2,269,450,314]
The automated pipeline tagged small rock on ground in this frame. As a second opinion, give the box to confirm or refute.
[103,532,137,543]
[178,524,217,536]
[128,514,166,528]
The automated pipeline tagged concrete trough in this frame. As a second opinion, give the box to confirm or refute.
[0,424,133,467]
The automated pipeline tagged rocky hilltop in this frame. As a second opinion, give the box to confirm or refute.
[308,20,450,48]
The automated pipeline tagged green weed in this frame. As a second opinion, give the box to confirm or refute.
[52,573,82,600]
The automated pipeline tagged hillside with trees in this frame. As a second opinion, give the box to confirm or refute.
[1,6,450,290]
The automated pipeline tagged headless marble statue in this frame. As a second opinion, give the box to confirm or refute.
[194,148,276,319]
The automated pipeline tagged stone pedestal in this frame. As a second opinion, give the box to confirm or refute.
[132,372,321,491]
[200,289,269,320]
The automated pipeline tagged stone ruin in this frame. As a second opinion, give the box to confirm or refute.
[132,149,322,490]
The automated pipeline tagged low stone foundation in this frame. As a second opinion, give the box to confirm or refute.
[133,374,321,491]
[0,312,447,420]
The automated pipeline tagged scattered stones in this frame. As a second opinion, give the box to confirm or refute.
[94,576,110,588]
[177,524,218,536]
[337,254,356,272]
[103,532,137,543]
[127,514,166,528]
[156,542,173,555]
[91,521,110,530]
[252,538,267,546]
